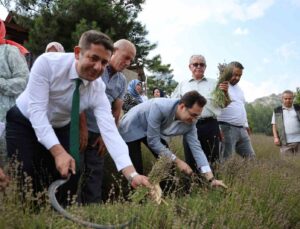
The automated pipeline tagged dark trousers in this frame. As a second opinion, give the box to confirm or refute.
[183,118,221,171]
[126,137,168,175]
[6,105,80,205]
[79,131,104,204]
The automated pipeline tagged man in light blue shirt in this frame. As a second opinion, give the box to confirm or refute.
[119,91,227,187]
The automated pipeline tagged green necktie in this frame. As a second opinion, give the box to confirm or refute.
[69,78,82,171]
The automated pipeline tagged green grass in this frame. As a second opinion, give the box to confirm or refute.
[1,134,300,228]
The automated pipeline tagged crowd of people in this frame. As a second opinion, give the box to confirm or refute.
[0,19,299,205]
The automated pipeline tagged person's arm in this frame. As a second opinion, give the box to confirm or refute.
[93,84,149,188]
[218,81,230,107]
[112,98,123,126]
[272,124,280,146]
[0,46,29,96]
[146,103,192,174]
[185,127,227,188]
[27,54,75,177]
[271,112,280,146]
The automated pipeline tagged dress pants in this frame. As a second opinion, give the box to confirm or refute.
[6,105,80,205]
[183,118,221,171]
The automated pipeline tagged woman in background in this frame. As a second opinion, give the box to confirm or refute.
[45,41,65,52]
[122,79,143,113]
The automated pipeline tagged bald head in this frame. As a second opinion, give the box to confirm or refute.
[109,39,136,72]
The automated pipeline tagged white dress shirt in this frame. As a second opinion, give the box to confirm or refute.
[171,77,221,118]
[16,52,131,171]
[217,84,249,127]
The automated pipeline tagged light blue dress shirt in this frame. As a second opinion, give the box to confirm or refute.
[119,98,211,173]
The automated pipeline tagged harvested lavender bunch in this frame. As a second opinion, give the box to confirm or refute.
[211,62,232,108]
[129,155,173,204]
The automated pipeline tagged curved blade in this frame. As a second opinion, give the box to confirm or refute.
[48,177,136,229]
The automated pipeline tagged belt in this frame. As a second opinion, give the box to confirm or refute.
[218,121,244,128]
[197,117,216,124]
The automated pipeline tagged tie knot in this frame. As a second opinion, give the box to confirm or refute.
[75,78,82,88]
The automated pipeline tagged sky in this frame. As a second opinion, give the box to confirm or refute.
[137,0,300,102]
[1,0,300,102]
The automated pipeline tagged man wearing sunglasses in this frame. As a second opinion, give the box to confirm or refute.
[119,90,227,188]
[172,55,229,171]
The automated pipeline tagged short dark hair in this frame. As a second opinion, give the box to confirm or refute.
[79,30,114,53]
[179,90,206,108]
[228,61,244,70]
[282,90,294,97]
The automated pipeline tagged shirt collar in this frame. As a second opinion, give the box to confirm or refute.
[282,105,294,110]
[189,76,207,82]
[69,61,89,86]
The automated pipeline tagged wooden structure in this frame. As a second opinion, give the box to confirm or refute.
[4,12,28,45]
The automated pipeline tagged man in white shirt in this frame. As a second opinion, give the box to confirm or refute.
[271,90,300,156]
[171,55,228,170]
[217,61,255,160]
[5,30,149,202]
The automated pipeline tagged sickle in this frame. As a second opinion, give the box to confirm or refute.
[48,177,136,228]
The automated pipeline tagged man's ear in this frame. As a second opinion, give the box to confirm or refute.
[74,46,81,60]
[178,103,185,111]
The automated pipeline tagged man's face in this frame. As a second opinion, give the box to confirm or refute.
[177,103,203,124]
[189,57,206,80]
[229,67,243,86]
[75,44,112,81]
[110,47,135,72]
[282,93,294,108]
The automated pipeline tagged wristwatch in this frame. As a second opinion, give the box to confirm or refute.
[208,177,215,183]
[127,171,139,183]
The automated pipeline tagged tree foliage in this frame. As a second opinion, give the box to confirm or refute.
[295,87,300,105]
[246,103,273,136]
[1,0,173,76]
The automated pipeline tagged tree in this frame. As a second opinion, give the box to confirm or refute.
[245,103,273,136]
[295,87,300,105]
[1,0,173,78]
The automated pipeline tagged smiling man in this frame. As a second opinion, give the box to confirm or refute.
[119,91,227,188]
[79,39,136,204]
[5,30,149,202]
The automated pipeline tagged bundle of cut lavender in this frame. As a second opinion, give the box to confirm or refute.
[129,155,173,205]
[211,62,232,108]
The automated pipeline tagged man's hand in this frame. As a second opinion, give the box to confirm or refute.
[131,174,151,188]
[0,168,9,191]
[274,137,281,146]
[79,112,88,152]
[218,81,229,93]
[211,179,228,189]
[174,158,193,175]
[50,144,76,177]
[92,136,106,156]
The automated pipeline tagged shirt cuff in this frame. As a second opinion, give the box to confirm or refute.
[113,153,133,171]
[199,165,212,173]
[39,131,60,150]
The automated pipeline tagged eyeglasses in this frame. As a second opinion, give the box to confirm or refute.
[186,108,201,119]
[191,63,206,68]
